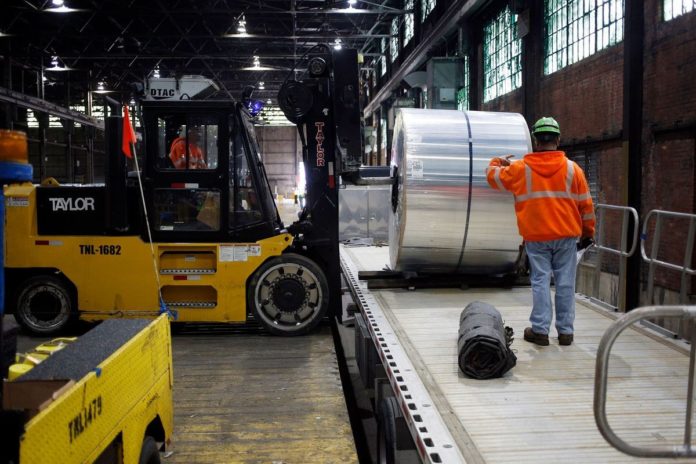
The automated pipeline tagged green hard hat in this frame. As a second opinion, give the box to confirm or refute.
[532,117,561,136]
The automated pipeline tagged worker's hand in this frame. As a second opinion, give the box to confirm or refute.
[578,236,594,250]
[493,154,515,166]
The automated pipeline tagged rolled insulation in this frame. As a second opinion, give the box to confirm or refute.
[388,109,532,274]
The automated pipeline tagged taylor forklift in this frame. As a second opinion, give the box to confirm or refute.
[3,45,361,337]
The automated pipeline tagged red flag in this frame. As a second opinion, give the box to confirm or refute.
[122,106,136,159]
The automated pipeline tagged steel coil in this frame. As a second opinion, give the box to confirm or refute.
[388,109,532,274]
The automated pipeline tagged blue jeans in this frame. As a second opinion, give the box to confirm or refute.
[525,238,578,335]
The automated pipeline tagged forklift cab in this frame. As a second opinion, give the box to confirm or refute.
[140,101,282,243]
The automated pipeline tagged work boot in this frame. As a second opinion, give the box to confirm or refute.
[523,327,549,346]
[558,333,574,346]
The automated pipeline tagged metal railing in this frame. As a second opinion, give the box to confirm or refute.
[641,210,696,305]
[594,305,696,458]
[586,204,639,311]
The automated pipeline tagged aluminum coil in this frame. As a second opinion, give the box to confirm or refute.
[389,109,532,274]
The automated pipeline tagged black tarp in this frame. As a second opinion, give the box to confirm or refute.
[457,301,516,379]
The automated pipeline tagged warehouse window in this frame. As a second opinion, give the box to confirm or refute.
[483,7,522,102]
[457,56,470,111]
[380,38,387,76]
[404,0,415,44]
[421,0,436,21]
[664,0,696,20]
[390,17,400,63]
[544,0,625,75]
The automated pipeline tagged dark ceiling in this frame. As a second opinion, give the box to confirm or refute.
[0,0,403,104]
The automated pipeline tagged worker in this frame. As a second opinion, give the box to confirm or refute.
[169,126,207,169]
[486,117,595,347]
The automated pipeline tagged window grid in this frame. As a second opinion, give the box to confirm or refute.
[483,7,522,102]
[380,38,387,76]
[390,16,400,63]
[457,55,470,111]
[404,0,415,44]
[664,0,696,20]
[421,0,436,22]
[544,0,625,75]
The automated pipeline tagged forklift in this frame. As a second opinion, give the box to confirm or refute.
[3,46,361,336]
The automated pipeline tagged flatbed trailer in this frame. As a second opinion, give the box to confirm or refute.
[341,244,696,463]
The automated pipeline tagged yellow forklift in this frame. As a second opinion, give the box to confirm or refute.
[3,46,361,336]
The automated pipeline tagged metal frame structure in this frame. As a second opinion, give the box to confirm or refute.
[587,203,639,312]
[341,247,465,463]
[594,305,696,458]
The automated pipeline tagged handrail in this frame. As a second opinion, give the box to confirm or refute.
[587,204,639,311]
[594,305,696,458]
[640,209,696,306]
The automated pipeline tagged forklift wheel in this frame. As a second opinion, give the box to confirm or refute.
[138,436,161,464]
[248,253,329,336]
[14,275,75,336]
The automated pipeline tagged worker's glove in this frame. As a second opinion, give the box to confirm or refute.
[578,236,594,250]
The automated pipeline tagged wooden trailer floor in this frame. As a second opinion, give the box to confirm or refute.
[166,324,357,463]
[344,245,696,463]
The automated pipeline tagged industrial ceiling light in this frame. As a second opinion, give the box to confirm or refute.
[46,0,83,13]
[333,38,342,50]
[93,81,113,94]
[258,81,265,90]
[237,14,247,34]
[45,55,72,71]
[153,65,161,79]
[266,99,272,104]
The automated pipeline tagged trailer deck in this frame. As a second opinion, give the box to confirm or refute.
[342,244,696,463]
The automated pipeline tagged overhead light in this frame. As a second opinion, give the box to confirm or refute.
[240,56,288,71]
[333,38,342,50]
[253,56,261,68]
[153,65,161,79]
[45,55,72,71]
[258,81,265,90]
[129,98,136,106]
[93,81,113,94]
[237,14,247,34]
[348,0,357,4]
[0,31,10,38]
[45,1,83,13]
[266,99,272,104]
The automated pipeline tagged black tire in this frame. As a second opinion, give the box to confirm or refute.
[14,275,75,336]
[247,253,329,336]
[138,436,160,464]
[377,397,399,464]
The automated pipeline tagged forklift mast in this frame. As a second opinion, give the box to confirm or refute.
[278,47,362,318]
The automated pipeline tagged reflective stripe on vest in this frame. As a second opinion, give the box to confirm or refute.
[516,159,583,202]
[486,166,506,191]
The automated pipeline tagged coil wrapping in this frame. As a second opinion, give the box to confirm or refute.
[388,109,532,274]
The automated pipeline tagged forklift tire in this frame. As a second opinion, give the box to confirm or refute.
[377,397,400,464]
[247,253,329,336]
[14,275,75,336]
[138,436,160,464]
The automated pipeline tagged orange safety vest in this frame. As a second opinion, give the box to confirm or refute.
[169,137,206,169]
[486,150,595,242]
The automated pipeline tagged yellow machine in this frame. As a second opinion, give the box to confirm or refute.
[3,48,361,337]
[1,315,173,463]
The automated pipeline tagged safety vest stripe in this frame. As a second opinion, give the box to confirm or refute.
[566,160,575,193]
[493,168,505,191]
[518,159,589,203]
[582,213,595,220]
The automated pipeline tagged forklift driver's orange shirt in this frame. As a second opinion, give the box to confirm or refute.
[169,137,206,169]
[486,151,595,242]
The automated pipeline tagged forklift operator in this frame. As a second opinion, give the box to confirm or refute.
[169,126,207,169]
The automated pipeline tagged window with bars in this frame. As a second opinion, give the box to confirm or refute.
[457,56,470,111]
[404,0,415,44]
[390,17,400,63]
[483,7,522,102]
[664,0,696,20]
[421,0,436,22]
[380,38,387,76]
[544,0,624,75]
